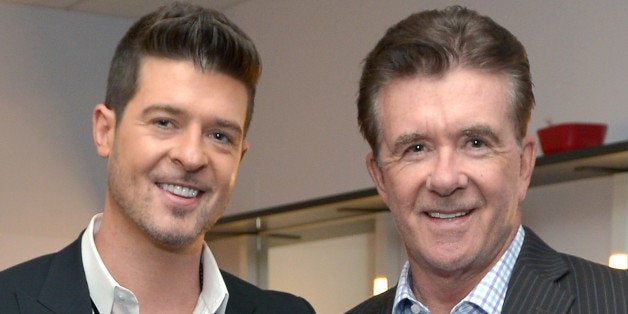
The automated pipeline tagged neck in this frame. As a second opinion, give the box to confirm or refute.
[409,265,480,314]
[408,226,520,313]
[412,269,479,313]
[95,210,204,313]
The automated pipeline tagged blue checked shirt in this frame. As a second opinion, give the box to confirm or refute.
[392,226,525,314]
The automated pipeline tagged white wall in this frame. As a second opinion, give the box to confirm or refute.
[1,0,627,271]
[523,177,614,265]
[268,233,374,314]
[0,3,131,269]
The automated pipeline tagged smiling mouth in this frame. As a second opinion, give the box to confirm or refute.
[426,210,472,220]
[157,183,200,198]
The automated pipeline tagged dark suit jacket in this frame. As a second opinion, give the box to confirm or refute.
[346,227,627,314]
[0,235,315,314]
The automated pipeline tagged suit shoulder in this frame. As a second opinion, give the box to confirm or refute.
[561,252,626,277]
[221,270,315,314]
[0,252,57,311]
[558,253,627,311]
[345,286,396,314]
[1,235,83,290]
[560,253,627,287]
[0,253,56,290]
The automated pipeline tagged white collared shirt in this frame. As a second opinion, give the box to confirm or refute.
[81,213,229,314]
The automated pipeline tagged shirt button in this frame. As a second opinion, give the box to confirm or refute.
[410,303,421,314]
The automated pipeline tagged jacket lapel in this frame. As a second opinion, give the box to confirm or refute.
[20,236,92,313]
[502,227,575,313]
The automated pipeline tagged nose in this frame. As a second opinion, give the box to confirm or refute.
[426,149,468,196]
[169,129,208,172]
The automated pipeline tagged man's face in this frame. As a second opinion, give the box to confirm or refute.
[94,56,248,247]
[367,68,535,278]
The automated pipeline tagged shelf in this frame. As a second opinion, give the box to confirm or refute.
[207,188,384,241]
[207,140,628,240]
[531,140,628,186]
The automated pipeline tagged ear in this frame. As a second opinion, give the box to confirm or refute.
[92,104,116,158]
[240,139,249,161]
[366,152,389,203]
[517,134,537,200]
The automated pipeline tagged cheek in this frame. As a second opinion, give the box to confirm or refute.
[123,136,169,169]
[383,168,423,210]
[214,156,242,185]
[477,165,521,210]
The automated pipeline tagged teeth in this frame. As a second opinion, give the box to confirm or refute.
[428,211,468,219]
[158,184,199,198]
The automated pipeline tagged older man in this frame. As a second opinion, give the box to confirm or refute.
[348,6,626,314]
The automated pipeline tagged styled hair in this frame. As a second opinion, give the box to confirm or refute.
[105,1,261,134]
[358,5,534,156]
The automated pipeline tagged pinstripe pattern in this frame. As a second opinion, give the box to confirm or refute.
[501,227,627,314]
[345,226,627,314]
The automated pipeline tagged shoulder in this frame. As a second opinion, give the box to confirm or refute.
[345,286,396,314]
[0,252,58,311]
[0,250,59,291]
[548,252,627,313]
[513,227,626,311]
[520,227,626,286]
[0,235,89,313]
[559,253,627,296]
[221,270,315,314]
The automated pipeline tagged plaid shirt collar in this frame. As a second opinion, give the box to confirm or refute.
[393,226,525,314]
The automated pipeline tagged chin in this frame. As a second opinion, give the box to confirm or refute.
[153,232,199,247]
[143,222,202,247]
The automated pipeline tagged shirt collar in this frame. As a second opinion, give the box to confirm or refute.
[196,235,229,313]
[81,213,229,314]
[393,225,525,314]
[461,225,524,312]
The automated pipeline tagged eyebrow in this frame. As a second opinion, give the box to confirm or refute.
[392,132,427,155]
[462,125,501,144]
[140,104,185,118]
[214,118,244,138]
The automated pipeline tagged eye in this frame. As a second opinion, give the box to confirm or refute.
[154,118,174,129]
[212,131,232,144]
[469,138,485,148]
[407,144,425,153]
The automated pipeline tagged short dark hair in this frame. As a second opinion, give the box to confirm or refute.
[358,6,534,156]
[105,1,261,134]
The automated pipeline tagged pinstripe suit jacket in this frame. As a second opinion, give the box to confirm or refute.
[345,227,627,313]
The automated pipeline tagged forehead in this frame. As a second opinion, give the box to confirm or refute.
[127,56,248,120]
[378,68,514,135]
[135,56,247,93]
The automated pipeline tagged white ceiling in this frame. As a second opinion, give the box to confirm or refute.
[1,0,248,18]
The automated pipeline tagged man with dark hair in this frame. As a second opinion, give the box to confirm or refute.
[348,6,626,314]
[0,2,313,313]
